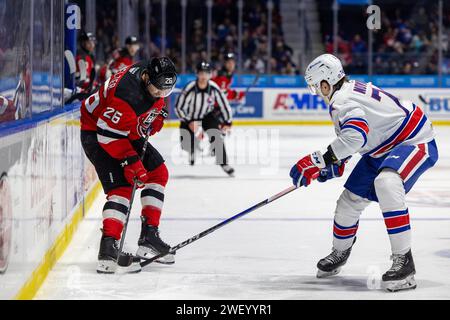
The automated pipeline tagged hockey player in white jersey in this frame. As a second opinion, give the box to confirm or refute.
[289,54,438,292]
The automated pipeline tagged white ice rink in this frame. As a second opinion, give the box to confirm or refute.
[35,125,450,300]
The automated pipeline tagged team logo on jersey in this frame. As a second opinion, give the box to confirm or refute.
[137,109,159,137]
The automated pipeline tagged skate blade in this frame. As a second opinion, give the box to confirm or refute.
[97,260,117,274]
[383,275,417,292]
[222,169,235,177]
[117,262,142,274]
[136,246,175,265]
[316,267,341,278]
[97,260,142,274]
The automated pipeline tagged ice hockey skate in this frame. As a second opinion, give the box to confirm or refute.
[221,164,235,177]
[97,236,142,274]
[382,250,417,292]
[136,221,175,265]
[316,245,354,278]
[316,236,357,278]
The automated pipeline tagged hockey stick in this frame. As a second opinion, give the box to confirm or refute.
[117,127,152,267]
[418,94,429,106]
[137,185,298,268]
[243,72,261,97]
[234,72,261,109]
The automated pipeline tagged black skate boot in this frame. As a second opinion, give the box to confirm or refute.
[382,249,417,292]
[221,164,235,177]
[136,220,175,265]
[97,236,141,274]
[317,238,356,278]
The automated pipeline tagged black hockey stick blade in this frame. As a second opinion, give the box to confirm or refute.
[117,252,134,267]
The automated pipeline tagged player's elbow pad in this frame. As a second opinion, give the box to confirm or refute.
[330,135,364,160]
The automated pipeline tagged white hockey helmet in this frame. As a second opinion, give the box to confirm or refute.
[305,54,346,102]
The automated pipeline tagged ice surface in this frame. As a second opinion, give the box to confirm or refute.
[35,126,450,300]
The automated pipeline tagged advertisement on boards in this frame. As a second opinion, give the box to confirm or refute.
[263,89,329,120]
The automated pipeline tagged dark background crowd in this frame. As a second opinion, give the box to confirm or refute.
[77,0,298,75]
[74,0,450,76]
[319,0,450,75]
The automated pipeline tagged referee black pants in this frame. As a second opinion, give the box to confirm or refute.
[180,112,229,165]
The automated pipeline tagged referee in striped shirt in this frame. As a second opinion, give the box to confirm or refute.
[175,61,235,176]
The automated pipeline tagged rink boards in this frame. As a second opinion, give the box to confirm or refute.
[0,105,99,299]
[166,87,450,124]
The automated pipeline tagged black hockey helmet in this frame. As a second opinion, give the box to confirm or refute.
[224,52,236,61]
[196,61,212,73]
[146,57,178,97]
[125,36,139,46]
[79,31,96,43]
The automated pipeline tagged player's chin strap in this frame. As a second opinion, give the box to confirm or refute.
[131,185,299,269]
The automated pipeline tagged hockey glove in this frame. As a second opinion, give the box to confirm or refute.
[219,122,232,135]
[317,157,351,183]
[122,157,150,188]
[237,91,246,104]
[290,151,326,188]
[150,108,169,136]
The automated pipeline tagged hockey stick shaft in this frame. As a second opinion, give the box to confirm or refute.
[117,129,152,260]
[244,72,261,96]
[140,185,297,268]
[234,73,261,109]
[418,94,429,106]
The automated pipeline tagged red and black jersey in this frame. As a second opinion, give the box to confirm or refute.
[212,68,233,93]
[0,96,16,122]
[212,68,244,102]
[80,61,165,162]
[76,48,96,93]
[110,48,135,75]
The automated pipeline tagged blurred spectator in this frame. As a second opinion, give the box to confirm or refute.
[402,61,413,74]
[244,55,265,74]
[351,34,367,54]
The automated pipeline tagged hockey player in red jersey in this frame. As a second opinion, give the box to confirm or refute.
[110,36,141,75]
[80,57,177,273]
[99,36,140,85]
[212,53,245,103]
[76,32,97,97]
[0,95,15,123]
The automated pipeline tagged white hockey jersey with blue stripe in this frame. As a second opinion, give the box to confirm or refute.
[328,80,435,160]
